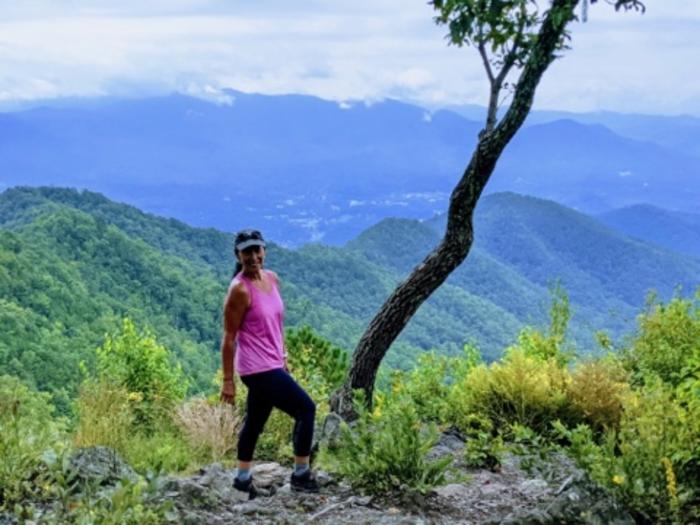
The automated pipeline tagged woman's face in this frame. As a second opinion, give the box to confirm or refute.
[237,245,265,272]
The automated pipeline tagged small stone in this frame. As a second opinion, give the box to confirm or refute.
[251,462,289,488]
[519,478,549,497]
[67,446,137,486]
[315,470,334,487]
[434,483,471,500]
[354,495,373,506]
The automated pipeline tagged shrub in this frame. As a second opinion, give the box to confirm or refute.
[286,326,349,390]
[73,378,134,451]
[0,375,66,510]
[325,391,452,494]
[625,292,700,387]
[174,397,241,463]
[456,348,570,435]
[122,431,193,474]
[559,380,700,524]
[16,460,171,525]
[95,318,188,428]
[395,351,452,424]
[519,285,575,367]
[566,357,630,433]
[460,413,504,471]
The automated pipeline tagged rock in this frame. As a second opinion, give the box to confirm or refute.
[67,446,137,486]
[518,479,549,498]
[434,483,472,500]
[315,470,334,488]
[319,412,344,447]
[0,513,18,525]
[251,462,289,488]
[502,473,636,525]
[426,429,466,461]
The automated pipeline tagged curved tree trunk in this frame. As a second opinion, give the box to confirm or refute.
[331,0,580,420]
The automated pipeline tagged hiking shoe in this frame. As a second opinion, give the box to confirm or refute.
[233,475,259,500]
[290,469,320,493]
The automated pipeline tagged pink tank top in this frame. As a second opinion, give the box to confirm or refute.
[234,270,286,376]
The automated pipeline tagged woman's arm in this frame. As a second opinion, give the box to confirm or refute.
[220,282,249,404]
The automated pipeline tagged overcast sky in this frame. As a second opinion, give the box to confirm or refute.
[1,1,699,115]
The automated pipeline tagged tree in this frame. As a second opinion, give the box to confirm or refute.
[330,0,645,419]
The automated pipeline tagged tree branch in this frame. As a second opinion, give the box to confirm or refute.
[478,41,495,85]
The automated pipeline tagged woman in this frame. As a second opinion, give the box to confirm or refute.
[220,229,318,496]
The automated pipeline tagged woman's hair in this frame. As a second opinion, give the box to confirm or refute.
[233,252,242,277]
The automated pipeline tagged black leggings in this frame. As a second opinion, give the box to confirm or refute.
[237,368,316,462]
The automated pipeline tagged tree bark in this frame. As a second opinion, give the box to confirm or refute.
[330,0,580,420]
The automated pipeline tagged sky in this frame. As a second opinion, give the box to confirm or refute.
[1,0,699,115]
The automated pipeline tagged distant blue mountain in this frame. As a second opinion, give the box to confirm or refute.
[598,204,700,259]
[445,104,700,159]
[1,91,698,245]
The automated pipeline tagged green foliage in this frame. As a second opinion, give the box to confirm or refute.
[456,347,570,435]
[518,285,574,367]
[74,379,135,452]
[95,318,188,427]
[430,0,546,66]
[286,325,349,390]
[566,357,630,433]
[393,351,453,423]
[0,375,66,510]
[72,322,197,474]
[509,423,556,475]
[122,432,193,474]
[624,292,700,387]
[460,413,504,471]
[558,379,700,524]
[13,452,170,525]
[325,390,452,494]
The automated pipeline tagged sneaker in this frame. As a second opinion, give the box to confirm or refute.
[290,469,320,493]
[233,475,259,500]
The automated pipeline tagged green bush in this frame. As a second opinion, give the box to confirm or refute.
[460,413,504,471]
[325,391,452,494]
[95,318,188,428]
[557,379,700,524]
[624,292,700,387]
[14,458,171,525]
[74,379,134,451]
[566,357,630,433]
[286,325,349,390]
[393,351,452,424]
[455,348,570,435]
[0,375,66,510]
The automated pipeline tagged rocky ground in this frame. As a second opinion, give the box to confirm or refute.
[1,431,636,525]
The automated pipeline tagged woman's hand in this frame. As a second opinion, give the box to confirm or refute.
[220,378,236,405]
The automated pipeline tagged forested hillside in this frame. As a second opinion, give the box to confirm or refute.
[2,187,699,409]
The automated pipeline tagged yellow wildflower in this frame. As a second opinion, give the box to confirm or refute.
[661,457,678,508]
[612,474,625,485]
[127,391,143,402]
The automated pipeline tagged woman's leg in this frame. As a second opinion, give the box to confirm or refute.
[237,374,274,464]
[253,369,316,459]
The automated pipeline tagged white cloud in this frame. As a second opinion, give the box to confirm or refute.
[0,1,698,114]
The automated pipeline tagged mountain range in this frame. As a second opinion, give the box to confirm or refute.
[1,91,698,246]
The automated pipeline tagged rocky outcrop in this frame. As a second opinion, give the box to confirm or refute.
[8,433,635,524]
[151,430,634,525]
